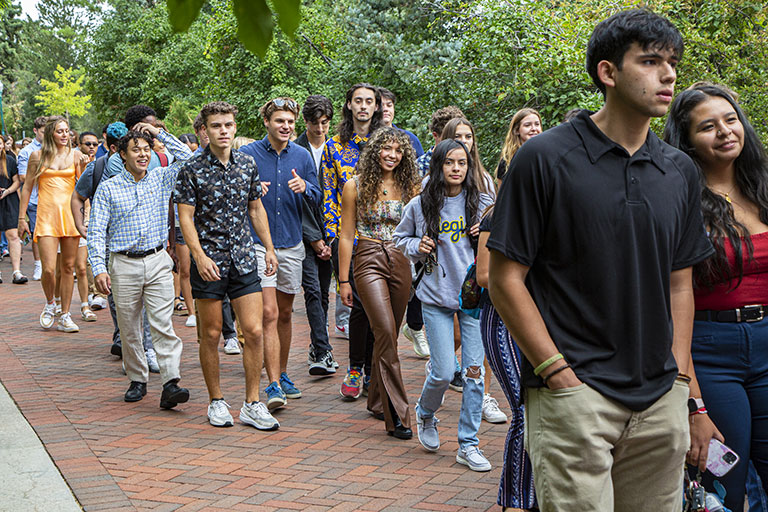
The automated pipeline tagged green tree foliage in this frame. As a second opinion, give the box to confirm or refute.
[35,65,91,121]
[0,2,22,84]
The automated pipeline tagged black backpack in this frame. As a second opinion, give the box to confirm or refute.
[89,155,109,202]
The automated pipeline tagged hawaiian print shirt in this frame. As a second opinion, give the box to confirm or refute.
[174,147,263,276]
[321,132,367,240]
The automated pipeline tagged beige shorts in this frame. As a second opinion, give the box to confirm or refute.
[254,242,305,294]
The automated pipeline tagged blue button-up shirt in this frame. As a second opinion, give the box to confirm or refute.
[17,138,42,205]
[239,137,321,248]
[87,131,192,276]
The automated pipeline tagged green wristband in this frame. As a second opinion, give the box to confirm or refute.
[534,353,564,376]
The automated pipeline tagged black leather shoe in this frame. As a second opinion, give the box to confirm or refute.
[387,416,413,440]
[368,409,385,421]
[160,380,189,409]
[111,342,122,358]
[124,382,147,402]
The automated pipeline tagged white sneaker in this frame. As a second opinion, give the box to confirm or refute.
[207,399,233,427]
[185,315,196,327]
[223,337,241,355]
[91,296,107,310]
[57,313,80,333]
[482,394,508,423]
[32,262,42,281]
[456,446,492,472]
[402,324,430,358]
[39,303,56,329]
[240,401,279,430]
[334,323,349,339]
[145,348,160,373]
[54,298,62,316]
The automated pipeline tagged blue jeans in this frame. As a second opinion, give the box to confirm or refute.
[417,303,484,449]
[749,461,768,512]
[691,318,768,512]
[0,232,7,253]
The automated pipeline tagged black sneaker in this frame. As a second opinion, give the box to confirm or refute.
[449,371,463,392]
[160,380,190,409]
[309,351,337,376]
[12,272,28,284]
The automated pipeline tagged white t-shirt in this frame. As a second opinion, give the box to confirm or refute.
[310,143,324,175]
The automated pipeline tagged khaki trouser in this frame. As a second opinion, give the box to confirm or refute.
[110,251,182,384]
[525,380,689,512]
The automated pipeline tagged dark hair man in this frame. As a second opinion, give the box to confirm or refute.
[105,105,166,180]
[295,95,337,375]
[88,124,193,409]
[378,87,424,157]
[176,101,280,430]
[192,113,209,154]
[487,9,713,509]
[321,83,381,400]
[95,124,110,159]
[78,131,99,160]
[16,115,49,280]
[239,97,321,408]
[415,106,464,177]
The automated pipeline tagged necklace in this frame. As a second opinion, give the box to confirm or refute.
[712,184,736,203]
[382,188,388,195]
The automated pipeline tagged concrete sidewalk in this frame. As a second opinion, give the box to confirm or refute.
[0,380,81,511]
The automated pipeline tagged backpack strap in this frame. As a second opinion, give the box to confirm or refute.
[157,152,169,167]
[91,155,108,201]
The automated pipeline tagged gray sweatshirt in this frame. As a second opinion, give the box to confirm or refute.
[394,191,492,310]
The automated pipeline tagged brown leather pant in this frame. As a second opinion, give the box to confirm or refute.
[353,239,412,432]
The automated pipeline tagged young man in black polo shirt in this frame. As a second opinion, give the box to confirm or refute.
[488,9,714,510]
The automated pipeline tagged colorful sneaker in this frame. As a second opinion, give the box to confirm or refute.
[279,372,302,399]
[145,348,160,373]
[223,337,241,355]
[207,399,233,427]
[449,371,463,392]
[264,381,287,411]
[339,367,363,400]
[482,394,508,423]
[57,312,79,333]
[240,401,279,430]
[456,446,492,472]
[334,323,349,339]
[402,324,430,359]
[39,303,56,329]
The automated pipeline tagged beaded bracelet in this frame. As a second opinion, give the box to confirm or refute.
[542,363,572,385]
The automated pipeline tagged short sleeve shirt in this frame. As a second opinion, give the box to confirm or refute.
[174,147,263,276]
[487,110,714,411]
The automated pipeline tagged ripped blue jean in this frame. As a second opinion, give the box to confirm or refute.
[417,303,485,449]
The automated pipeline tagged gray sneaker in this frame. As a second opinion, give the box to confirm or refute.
[145,348,160,373]
[240,401,279,430]
[456,446,492,472]
[417,415,440,452]
[207,399,233,427]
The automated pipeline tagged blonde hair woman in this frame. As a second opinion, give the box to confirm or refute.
[496,108,542,182]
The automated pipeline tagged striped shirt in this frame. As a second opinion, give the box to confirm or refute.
[88,131,192,276]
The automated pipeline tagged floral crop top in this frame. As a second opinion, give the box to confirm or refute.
[354,176,405,241]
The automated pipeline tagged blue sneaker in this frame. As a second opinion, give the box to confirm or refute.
[265,381,287,411]
[279,372,302,399]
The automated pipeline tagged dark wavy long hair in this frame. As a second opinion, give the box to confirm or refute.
[422,139,479,244]
[664,83,768,290]
[355,127,419,225]
[337,83,382,145]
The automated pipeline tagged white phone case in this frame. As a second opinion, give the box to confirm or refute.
[706,438,740,477]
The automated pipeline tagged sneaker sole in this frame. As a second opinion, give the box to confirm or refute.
[266,398,286,411]
[40,319,55,329]
[456,454,492,472]
[449,384,463,393]
[209,416,234,427]
[339,387,362,400]
[239,412,279,430]
[223,348,242,355]
[309,365,336,376]
[482,414,508,424]
[284,391,302,399]
[57,325,80,333]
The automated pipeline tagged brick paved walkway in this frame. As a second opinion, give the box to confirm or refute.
[1,249,509,511]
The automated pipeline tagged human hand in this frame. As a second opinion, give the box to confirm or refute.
[470,222,480,237]
[310,239,326,255]
[264,249,278,277]
[418,235,436,255]
[133,122,160,137]
[95,272,112,295]
[544,365,583,390]
[319,245,332,261]
[261,181,271,196]
[288,169,306,194]
[17,218,30,239]
[688,412,724,471]
[340,282,353,307]
[197,254,221,281]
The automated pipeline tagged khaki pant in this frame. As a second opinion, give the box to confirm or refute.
[110,251,182,384]
[525,380,689,512]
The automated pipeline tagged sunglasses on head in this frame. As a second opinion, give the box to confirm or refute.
[273,98,297,110]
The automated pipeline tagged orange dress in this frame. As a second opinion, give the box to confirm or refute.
[34,164,81,241]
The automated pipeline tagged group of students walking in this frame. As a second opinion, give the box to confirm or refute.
[5,6,768,512]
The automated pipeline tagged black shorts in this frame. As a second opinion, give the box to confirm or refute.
[190,262,261,300]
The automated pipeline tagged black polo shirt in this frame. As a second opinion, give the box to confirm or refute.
[487,110,713,411]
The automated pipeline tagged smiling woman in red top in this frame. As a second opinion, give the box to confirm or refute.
[665,83,768,512]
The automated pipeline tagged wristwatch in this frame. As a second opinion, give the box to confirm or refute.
[687,397,705,414]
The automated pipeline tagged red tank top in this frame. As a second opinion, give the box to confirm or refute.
[694,231,768,310]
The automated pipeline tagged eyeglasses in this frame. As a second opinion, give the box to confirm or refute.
[82,142,99,147]
[272,98,297,110]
